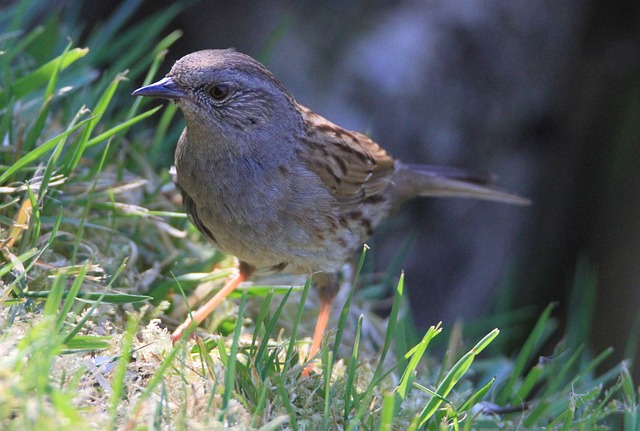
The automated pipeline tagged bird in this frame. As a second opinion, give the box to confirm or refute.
[132,49,528,361]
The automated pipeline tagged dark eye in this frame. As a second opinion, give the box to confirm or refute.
[209,84,230,100]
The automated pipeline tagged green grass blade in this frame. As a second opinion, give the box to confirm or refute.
[45,209,63,248]
[347,271,405,431]
[396,323,442,405]
[39,107,87,206]
[105,258,129,289]
[515,362,546,401]
[332,245,368,359]
[151,103,178,156]
[496,303,556,404]
[25,184,40,249]
[85,105,161,147]
[85,0,143,58]
[251,383,270,428]
[458,377,495,411]
[72,135,113,260]
[284,276,311,373]
[565,256,598,353]
[344,314,363,423]
[322,341,332,431]
[374,271,404,375]
[194,336,218,382]
[22,42,74,156]
[377,392,395,431]
[418,329,499,427]
[251,288,274,351]
[128,30,182,119]
[222,290,248,412]
[0,115,93,184]
[570,347,615,388]
[0,248,40,289]
[62,72,125,175]
[55,264,88,333]
[2,47,88,102]
[1,24,44,65]
[62,335,111,353]
[229,285,302,298]
[42,273,65,318]
[274,374,298,431]
[256,286,293,376]
[23,291,152,304]
[97,6,182,82]
[216,335,229,366]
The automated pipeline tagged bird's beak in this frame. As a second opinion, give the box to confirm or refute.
[132,77,184,99]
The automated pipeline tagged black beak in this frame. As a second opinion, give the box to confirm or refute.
[132,77,184,99]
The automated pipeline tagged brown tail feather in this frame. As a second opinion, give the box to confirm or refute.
[392,162,530,206]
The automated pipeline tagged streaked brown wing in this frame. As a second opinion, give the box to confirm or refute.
[298,105,395,205]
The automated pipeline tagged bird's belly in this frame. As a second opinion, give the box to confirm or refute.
[185,189,364,274]
[193,201,359,274]
[176,159,368,274]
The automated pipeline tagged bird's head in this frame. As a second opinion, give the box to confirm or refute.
[133,49,301,152]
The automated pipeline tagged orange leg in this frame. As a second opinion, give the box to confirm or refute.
[308,297,334,359]
[172,261,255,344]
[303,272,339,376]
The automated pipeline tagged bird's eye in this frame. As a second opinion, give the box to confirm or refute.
[209,84,230,100]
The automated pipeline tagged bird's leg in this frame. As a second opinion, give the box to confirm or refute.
[308,299,332,359]
[304,272,339,375]
[172,261,255,344]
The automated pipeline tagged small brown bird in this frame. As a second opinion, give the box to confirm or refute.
[133,49,528,358]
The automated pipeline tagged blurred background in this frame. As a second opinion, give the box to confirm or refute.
[23,0,640,375]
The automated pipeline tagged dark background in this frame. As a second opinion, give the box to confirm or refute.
[73,0,640,376]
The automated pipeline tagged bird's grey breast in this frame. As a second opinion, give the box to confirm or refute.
[173,128,360,273]
[174,133,295,264]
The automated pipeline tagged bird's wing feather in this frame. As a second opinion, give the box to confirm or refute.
[298,105,395,204]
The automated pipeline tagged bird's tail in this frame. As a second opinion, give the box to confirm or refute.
[392,162,530,206]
